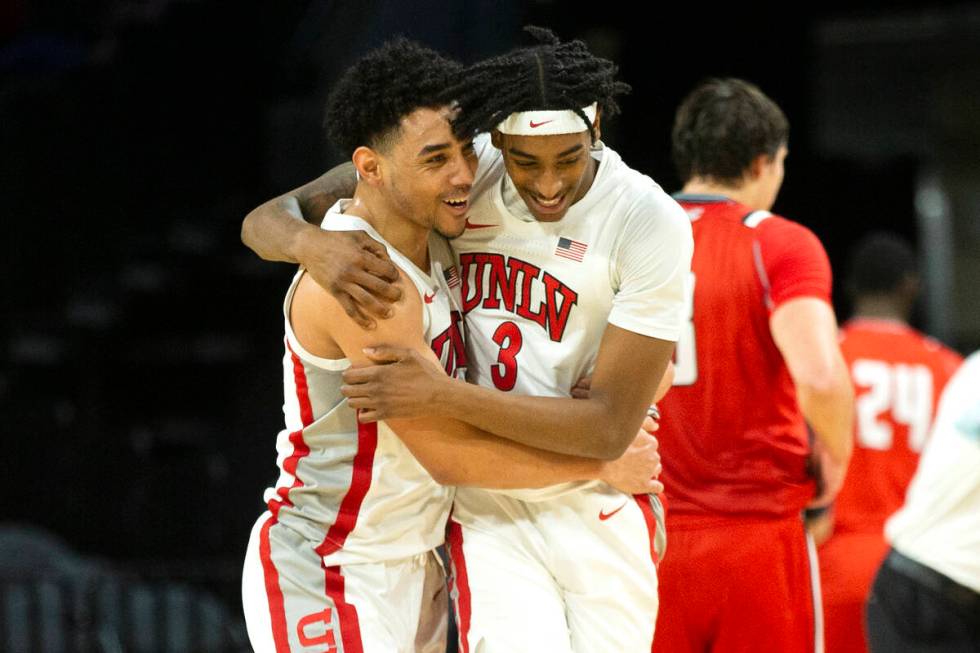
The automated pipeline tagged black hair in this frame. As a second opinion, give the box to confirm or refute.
[449,26,631,142]
[672,78,789,184]
[323,38,464,155]
[847,232,919,295]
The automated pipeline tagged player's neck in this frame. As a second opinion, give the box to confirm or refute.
[681,178,768,211]
[346,187,430,270]
[852,296,910,324]
[570,156,599,208]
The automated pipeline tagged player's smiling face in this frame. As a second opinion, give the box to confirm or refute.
[492,127,599,223]
[381,106,478,238]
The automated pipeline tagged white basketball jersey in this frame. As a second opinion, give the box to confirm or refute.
[453,139,693,501]
[264,204,465,564]
[886,351,980,593]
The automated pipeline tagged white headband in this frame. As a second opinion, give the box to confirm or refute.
[496,103,597,136]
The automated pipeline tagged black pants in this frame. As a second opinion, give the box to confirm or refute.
[866,549,980,653]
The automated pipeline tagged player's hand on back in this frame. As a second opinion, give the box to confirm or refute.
[341,345,452,422]
[599,420,664,495]
[298,229,402,330]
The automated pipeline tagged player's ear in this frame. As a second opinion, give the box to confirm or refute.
[353,146,383,186]
[490,129,504,150]
[592,107,602,143]
[747,153,772,182]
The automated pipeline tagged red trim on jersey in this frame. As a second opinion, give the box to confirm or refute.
[292,346,315,425]
[259,516,291,653]
[315,419,379,557]
[446,518,472,653]
[634,494,661,567]
[268,343,316,518]
[323,564,364,653]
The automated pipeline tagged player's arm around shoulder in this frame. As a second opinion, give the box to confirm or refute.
[243,167,403,330]
[242,163,358,261]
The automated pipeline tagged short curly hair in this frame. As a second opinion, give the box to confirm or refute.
[448,26,631,143]
[672,78,789,185]
[323,38,465,156]
[847,232,918,295]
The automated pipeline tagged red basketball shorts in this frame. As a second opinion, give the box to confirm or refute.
[818,532,889,653]
[654,513,820,653]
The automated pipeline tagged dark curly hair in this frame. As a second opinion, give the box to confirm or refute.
[672,78,789,185]
[847,232,918,295]
[323,38,465,155]
[449,26,631,142]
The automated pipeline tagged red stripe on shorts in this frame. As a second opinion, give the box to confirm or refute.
[268,343,315,517]
[446,518,472,653]
[634,494,660,566]
[316,419,379,558]
[324,564,364,653]
[259,515,292,653]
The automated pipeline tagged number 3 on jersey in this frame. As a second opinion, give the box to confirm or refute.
[673,272,698,386]
[492,321,523,391]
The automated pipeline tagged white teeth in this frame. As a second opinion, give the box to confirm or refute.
[445,198,468,207]
[537,197,561,207]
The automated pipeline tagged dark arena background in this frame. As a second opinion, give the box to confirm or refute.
[3,1,979,650]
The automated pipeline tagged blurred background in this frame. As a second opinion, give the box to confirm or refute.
[2,0,979,650]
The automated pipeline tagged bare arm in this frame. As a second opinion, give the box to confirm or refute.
[435,329,672,460]
[292,270,661,491]
[344,325,675,460]
[770,297,855,505]
[241,164,403,328]
[654,361,675,402]
[571,361,674,403]
[241,162,358,261]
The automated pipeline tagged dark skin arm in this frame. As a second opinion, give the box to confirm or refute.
[343,326,675,460]
[240,162,403,329]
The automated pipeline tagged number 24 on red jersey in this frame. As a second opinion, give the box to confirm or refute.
[852,360,933,452]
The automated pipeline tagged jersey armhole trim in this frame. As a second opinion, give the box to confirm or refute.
[283,269,352,372]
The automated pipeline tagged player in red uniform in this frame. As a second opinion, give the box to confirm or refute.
[812,233,962,653]
[652,78,855,653]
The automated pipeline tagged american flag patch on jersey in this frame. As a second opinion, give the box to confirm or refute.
[555,237,588,262]
[444,265,461,288]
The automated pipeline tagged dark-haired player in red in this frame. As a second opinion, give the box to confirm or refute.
[812,232,962,653]
[653,78,855,653]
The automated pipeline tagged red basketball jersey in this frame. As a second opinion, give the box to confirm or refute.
[659,195,832,517]
[832,318,962,535]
